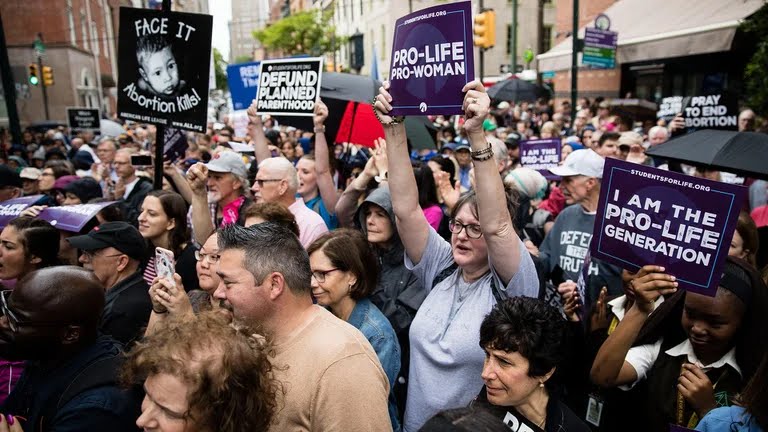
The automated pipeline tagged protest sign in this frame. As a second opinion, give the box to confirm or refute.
[0,195,44,229]
[38,201,117,233]
[66,107,101,132]
[162,127,189,162]
[656,96,683,122]
[231,110,250,138]
[591,158,745,297]
[519,138,561,180]
[117,7,212,132]
[227,61,261,111]
[255,57,323,116]
[682,94,738,131]
[388,1,474,116]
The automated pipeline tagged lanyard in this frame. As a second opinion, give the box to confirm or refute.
[676,367,728,427]
[607,316,619,335]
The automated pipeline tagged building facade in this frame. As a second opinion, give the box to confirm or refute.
[229,0,269,62]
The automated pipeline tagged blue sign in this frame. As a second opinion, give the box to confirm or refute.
[227,61,261,111]
[582,27,618,69]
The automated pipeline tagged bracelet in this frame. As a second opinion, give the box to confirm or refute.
[152,306,168,314]
[371,98,404,125]
[471,144,494,161]
[314,126,325,133]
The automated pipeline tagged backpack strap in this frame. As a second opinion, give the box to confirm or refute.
[432,262,506,304]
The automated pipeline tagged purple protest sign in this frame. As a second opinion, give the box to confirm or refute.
[591,158,745,297]
[38,201,118,233]
[0,195,44,229]
[519,138,561,180]
[389,1,474,116]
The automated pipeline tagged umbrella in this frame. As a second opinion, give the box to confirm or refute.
[645,130,768,180]
[405,116,438,150]
[99,119,126,138]
[335,101,384,148]
[487,78,547,102]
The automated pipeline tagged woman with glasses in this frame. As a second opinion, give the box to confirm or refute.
[138,190,199,293]
[307,228,402,431]
[373,80,539,431]
[0,216,59,404]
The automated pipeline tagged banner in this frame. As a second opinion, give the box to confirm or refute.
[227,61,261,111]
[656,96,683,122]
[67,107,101,132]
[682,94,738,131]
[591,158,745,297]
[0,195,44,229]
[519,138,561,180]
[388,1,474,116]
[255,57,323,116]
[38,201,118,233]
[117,7,213,132]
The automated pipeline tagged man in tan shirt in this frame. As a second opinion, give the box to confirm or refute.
[214,222,392,431]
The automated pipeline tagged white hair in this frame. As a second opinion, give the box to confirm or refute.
[648,126,668,138]
[259,157,298,191]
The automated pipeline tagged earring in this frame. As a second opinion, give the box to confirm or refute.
[539,381,544,388]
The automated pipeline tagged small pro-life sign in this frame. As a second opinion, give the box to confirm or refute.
[255,57,323,117]
[67,107,101,132]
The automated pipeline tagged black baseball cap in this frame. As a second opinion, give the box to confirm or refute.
[0,165,22,188]
[67,221,146,261]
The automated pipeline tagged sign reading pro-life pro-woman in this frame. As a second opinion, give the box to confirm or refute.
[388,1,474,116]
[591,158,746,297]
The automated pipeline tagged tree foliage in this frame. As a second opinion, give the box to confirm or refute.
[253,10,338,56]
[741,3,768,115]
[213,48,228,91]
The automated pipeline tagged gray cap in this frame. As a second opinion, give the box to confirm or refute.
[205,150,248,178]
[548,149,605,178]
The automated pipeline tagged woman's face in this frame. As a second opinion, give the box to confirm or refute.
[138,196,175,243]
[38,168,55,191]
[481,347,548,407]
[309,248,356,309]
[196,233,220,294]
[296,158,318,197]
[62,192,81,206]
[364,204,394,245]
[561,144,573,161]
[281,143,295,159]
[450,204,489,272]
[682,289,744,363]
[728,231,747,260]
[0,226,35,280]
[136,373,193,432]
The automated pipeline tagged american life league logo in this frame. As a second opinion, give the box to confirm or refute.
[117,7,212,132]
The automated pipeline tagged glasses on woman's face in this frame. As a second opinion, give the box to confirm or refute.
[448,219,483,239]
[311,268,339,283]
[194,250,220,264]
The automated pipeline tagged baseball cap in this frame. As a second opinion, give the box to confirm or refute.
[0,165,22,188]
[482,119,497,132]
[205,150,247,178]
[440,143,457,153]
[63,177,103,203]
[67,221,146,261]
[19,167,41,180]
[548,149,605,179]
[455,139,471,152]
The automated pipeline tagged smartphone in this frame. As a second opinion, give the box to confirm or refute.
[131,154,152,166]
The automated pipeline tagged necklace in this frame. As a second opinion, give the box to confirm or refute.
[456,271,482,302]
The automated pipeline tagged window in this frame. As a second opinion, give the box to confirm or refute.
[380,24,385,60]
[67,1,76,45]
[506,24,512,56]
[91,21,99,55]
[81,10,89,50]
[542,25,553,53]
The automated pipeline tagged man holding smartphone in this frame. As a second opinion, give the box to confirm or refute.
[109,149,153,226]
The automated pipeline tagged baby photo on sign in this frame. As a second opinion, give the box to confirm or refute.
[117,7,212,133]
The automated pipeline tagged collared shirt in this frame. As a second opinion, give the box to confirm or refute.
[607,294,664,321]
[288,198,328,247]
[122,177,140,199]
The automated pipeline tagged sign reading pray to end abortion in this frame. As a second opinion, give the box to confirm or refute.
[117,7,212,132]
[255,57,323,116]
[591,158,746,297]
[519,138,561,180]
[388,1,474,116]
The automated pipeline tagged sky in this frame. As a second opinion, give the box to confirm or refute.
[211,0,232,61]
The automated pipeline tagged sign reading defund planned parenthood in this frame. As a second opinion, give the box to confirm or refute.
[117,7,212,132]
[255,57,323,116]
[591,158,746,296]
[388,1,474,116]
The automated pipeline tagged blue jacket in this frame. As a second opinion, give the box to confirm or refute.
[697,406,764,432]
[349,298,402,432]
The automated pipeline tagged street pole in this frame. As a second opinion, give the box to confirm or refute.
[570,0,579,124]
[153,0,172,190]
[479,0,484,82]
[0,12,22,146]
[511,0,517,75]
[38,55,50,120]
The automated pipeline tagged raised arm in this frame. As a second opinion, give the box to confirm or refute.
[186,163,215,245]
[591,265,678,387]
[335,155,378,227]
[312,100,340,215]
[462,81,521,284]
[374,82,430,264]
[164,161,193,204]
[246,99,272,164]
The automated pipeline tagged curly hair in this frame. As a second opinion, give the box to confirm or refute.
[306,228,379,300]
[479,297,568,387]
[122,311,281,432]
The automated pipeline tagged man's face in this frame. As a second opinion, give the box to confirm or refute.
[738,113,755,132]
[213,249,271,325]
[78,247,126,288]
[455,149,471,167]
[96,142,116,164]
[0,187,19,203]
[597,139,619,159]
[38,168,56,191]
[140,46,180,96]
[22,179,38,196]
[113,153,135,180]
[650,130,668,147]
[560,175,593,205]
[251,167,283,204]
[207,171,241,204]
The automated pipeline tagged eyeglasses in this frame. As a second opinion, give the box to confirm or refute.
[311,268,339,283]
[448,219,483,239]
[255,178,282,187]
[81,250,124,261]
[194,250,221,264]
[1,290,69,333]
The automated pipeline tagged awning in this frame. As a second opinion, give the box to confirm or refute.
[537,0,764,72]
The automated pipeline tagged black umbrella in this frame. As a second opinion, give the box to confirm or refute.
[645,130,768,180]
[487,78,547,102]
[405,116,438,150]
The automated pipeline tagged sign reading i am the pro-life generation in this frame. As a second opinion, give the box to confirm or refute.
[38,201,118,233]
[227,61,261,111]
[591,158,746,297]
[117,7,212,132]
[388,1,474,116]
[519,138,562,180]
[66,107,101,132]
[0,195,44,229]
[255,57,323,117]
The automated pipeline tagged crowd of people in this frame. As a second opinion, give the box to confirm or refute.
[0,78,765,432]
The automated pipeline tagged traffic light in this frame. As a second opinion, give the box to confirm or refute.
[28,64,39,86]
[42,66,54,86]
[473,10,496,49]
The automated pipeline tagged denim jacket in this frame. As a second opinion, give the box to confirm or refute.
[349,298,403,432]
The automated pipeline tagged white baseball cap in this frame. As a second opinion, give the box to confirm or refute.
[205,150,248,178]
[548,149,605,179]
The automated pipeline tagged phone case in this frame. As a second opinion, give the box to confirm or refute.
[155,247,176,287]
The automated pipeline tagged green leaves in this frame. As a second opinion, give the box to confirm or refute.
[253,10,339,57]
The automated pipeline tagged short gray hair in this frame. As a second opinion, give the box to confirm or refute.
[488,136,509,166]
[648,126,668,139]
[259,157,298,191]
